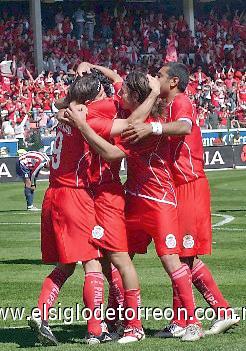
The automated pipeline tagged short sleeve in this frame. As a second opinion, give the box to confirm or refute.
[88,117,114,140]
[171,95,195,124]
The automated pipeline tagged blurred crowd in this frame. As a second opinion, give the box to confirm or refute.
[0,1,245,145]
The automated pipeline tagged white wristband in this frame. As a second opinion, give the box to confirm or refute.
[150,122,163,135]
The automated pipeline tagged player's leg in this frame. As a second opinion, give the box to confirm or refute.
[82,258,113,344]
[28,262,75,346]
[107,251,145,344]
[147,202,203,341]
[101,258,125,331]
[187,256,240,335]
[180,178,240,334]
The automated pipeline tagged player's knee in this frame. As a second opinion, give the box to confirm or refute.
[57,263,76,277]
[83,259,102,273]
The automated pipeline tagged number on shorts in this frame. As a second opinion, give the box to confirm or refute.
[52,131,63,170]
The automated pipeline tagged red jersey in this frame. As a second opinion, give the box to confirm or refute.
[167,93,205,185]
[86,82,122,188]
[49,114,114,189]
[116,116,176,206]
[50,83,122,189]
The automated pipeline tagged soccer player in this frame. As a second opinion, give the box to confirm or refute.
[34,68,159,345]
[16,150,50,210]
[65,71,204,342]
[28,74,113,347]
[120,62,240,337]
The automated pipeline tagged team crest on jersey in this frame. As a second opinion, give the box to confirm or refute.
[165,234,176,249]
[183,235,195,249]
[92,225,104,240]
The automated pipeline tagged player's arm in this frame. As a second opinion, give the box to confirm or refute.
[122,97,193,143]
[66,103,126,161]
[121,119,192,143]
[110,75,160,136]
[77,62,123,84]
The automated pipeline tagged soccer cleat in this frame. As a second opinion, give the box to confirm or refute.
[205,314,240,335]
[85,321,113,345]
[27,205,40,211]
[106,320,125,337]
[181,324,204,342]
[117,326,145,344]
[28,318,58,346]
[154,323,186,338]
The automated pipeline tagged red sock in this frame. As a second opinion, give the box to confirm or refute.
[124,289,142,329]
[192,260,230,318]
[83,272,104,336]
[171,265,198,325]
[38,267,69,320]
[172,264,189,327]
[106,266,125,325]
[107,267,124,309]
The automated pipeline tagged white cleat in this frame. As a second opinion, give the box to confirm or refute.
[205,314,240,335]
[118,327,145,344]
[27,205,41,211]
[181,324,204,342]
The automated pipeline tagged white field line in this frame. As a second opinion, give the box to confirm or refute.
[0,222,40,225]
[213,227,245,232]
[212,213,235,227]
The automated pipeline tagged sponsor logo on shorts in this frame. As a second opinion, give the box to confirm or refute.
[183,234,195,249]
[92,225,104,240]
[165,234,176,249]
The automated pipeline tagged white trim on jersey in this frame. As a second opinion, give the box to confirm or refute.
[126,190,177,206]
[125,132,177,206]
[75,151,90,188]
[173,141,199,182]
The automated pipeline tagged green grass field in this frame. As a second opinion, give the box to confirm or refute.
[0,170,245,350]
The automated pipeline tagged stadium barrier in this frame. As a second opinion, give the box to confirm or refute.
[1,145,246,183]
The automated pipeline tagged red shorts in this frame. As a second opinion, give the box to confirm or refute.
[41,187,101,264]
[90,183,128,252]
[176,177,212,257]
[125,194,180,257]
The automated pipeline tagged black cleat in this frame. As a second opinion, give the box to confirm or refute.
[28,318,58,346]
[154,323,186,338]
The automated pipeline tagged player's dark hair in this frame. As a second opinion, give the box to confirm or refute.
[90,68,112,97]
[125,72,164,117]
[67,74,101,104]
[164,62,189,92]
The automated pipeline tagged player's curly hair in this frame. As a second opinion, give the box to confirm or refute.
[125,72,164,118]
[90,68,112,97]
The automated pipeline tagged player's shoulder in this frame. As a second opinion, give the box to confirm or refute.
[174,93,191,104]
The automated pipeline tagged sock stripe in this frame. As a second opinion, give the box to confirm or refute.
[172,266,188,278]
[192,261,204,275]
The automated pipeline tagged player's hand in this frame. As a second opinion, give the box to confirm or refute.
[76,62,93,77]
[147,74,160,96]
[121,122,153,144]
[65,102,88,129]
[56,109,75,127]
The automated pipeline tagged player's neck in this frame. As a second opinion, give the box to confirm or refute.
[166,89,182,103]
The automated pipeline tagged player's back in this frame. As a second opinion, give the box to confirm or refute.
[49,122,91,188]
[167,93,205,185]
